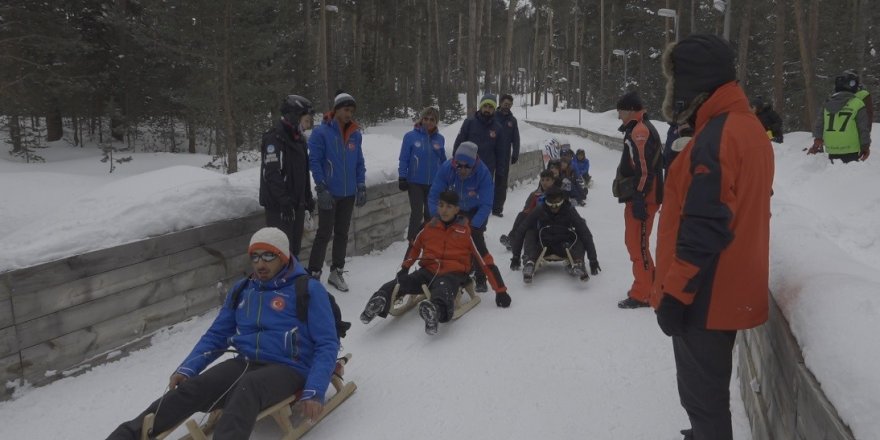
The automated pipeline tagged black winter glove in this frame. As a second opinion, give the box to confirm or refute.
[356,183,367,207]
[589,260,601,276]
[315,184,335,210]
[305,197,316,213]
[511,155,519,165]
[510,256,521,271]
[396,267,409,284]
[280,202,295,223]
[631,195,648,221]
[495,291,512,308]
[398,178,409,192]
[656,295,687,337]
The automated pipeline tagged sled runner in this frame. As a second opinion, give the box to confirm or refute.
[141,354,357,440]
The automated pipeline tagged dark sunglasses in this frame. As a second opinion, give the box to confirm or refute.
[250,252,279,263]
[455,162,473,170]
[545,199,564,209]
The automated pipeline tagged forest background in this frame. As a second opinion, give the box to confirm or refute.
[1,0,877,172]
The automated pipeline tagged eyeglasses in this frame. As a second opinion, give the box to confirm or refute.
[545,199,564,209]
[422,117,436,122]
[250,252,279,263]
[455,163,473,170]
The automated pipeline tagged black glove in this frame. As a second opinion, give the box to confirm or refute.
[631,195,648,221]
[305,197,316,213]
[495,291,512,308]
[396,267,409,283]
[656,295,687,337]
[772,135,783,143]
[398,178,409,192]
[280,202,295,223]
[511,155,519,165]
[356,183,367,207]
[589,260,601,275]
[510,256,521,271]
[315,184,334,210]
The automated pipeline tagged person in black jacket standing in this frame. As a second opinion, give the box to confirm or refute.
[749,96,783,143]
[492,94,520,217]
[259,95,317,259]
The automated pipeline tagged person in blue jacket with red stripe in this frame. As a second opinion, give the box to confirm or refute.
[307,91,366,292]
[398,106,446,243]
[106,228,339,440]
[427,141,496,293]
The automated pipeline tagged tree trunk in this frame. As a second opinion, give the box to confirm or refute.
[792,0,818,130]
[736,0,753,86]
[466,1,477,111]
[222,0,238,174]
[482,1,492,92]
[319,0,330,108]
[854,0,869,71]
[9,115,22,153]
[532,9,541,105]
[543,10,553,105]
[773,0,786,113]
[46,106,63,142]
[501,0,517,93]
[600,0,605,99]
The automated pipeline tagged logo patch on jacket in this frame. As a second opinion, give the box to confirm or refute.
[452,225,468,235]
[414,141,422,148]
[347,142,356,151]
[433,142,442,150]
[271,296,286,311]
[267,144,276,153]
[507,121,513,127]
[489,130,497,138]
[693,164,711,176]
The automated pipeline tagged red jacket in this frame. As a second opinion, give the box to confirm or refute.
[404,215,506,294]
[651,82,774,330]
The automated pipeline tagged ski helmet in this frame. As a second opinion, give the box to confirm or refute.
[834,70,859,93]
[280,95,314,122]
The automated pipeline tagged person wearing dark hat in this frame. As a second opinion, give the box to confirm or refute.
[653,34,774,440]
[558,144,586,206]
[308,90,366,292]
[106,228,340,440]
[613,90,664,309]
[453,92,506,194]
[808,70,872,163]
[360,190,510,335]
[426,141,500,294]
[492,93,521,216]
[398,107,446,245]
[748,96,784,143]
[259,95,317,260]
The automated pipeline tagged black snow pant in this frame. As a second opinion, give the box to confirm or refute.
[493,169,509,215]
[369,268,468,323]
[406,183,431,242]
[106,358,304,440]
[265,207,306,260]
[308,195,356,273]
[673,327,738,440]
[829,152,861,164]
[506,211,527,238]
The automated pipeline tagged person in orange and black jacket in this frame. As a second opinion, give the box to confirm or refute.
[359,191,510,335]
[653,34,774,440]
[614,91,664,309]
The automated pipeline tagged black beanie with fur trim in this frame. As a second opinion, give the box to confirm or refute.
[662,34,736,123]
[616,91,644,111]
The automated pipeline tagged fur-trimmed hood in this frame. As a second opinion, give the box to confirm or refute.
[662,35,737,124]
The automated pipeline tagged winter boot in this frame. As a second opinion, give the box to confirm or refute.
[309,269,322,280]
[617,295,650,309]
[572,260,589,282]
[360,295,387,324]
[522,261,535,284]
[499,234,512,251]
[474,272,488,293]
[563,260,575,276]
[418,300,439,335]
[327,267,349,292]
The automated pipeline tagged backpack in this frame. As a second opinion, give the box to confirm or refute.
[230,275,351,340]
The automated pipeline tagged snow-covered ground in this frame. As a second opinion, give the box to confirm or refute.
[0,100,877,439]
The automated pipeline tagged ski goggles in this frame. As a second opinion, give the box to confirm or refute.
[250,252,279,263]
[545,199,564,209]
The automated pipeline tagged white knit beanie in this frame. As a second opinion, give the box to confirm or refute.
[248,227,290,263]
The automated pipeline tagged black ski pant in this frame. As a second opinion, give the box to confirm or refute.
[829,152,861,164]
[406,183,431,242]
[506,211,527,238]
[672,327,737,440]
[308,196,355,273]
[493,169,509,215]
[370,268,468,322]
[265,207,306,260]
[106,358,304,440]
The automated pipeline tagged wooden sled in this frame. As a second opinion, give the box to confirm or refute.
[535,246,575,272]
[421,278,481,320]
[142,354,357,440]
[387,282,425,317]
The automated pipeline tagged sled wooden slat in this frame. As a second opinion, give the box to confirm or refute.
[387,283,425,317]
[421,279,480,321]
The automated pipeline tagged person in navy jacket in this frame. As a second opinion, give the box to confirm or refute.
[427,141,496,293]
[106,228,339,440]
[398,106,446,243]
[307,91,366,292]
[453,93,505,177]
[492,94,521,216]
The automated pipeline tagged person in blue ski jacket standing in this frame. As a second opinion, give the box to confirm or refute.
[428,141,495,293]
[106,228,339,440]
[307,91,366,293]
[398,106,446,244]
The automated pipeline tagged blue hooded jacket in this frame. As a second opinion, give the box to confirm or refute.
[309,113,366,197]
[398,123,446,185]
[572,157,590,176]
[176,261,340,402]
[427,159,495,229]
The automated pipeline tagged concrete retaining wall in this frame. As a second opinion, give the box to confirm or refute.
[0,150,545,397]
